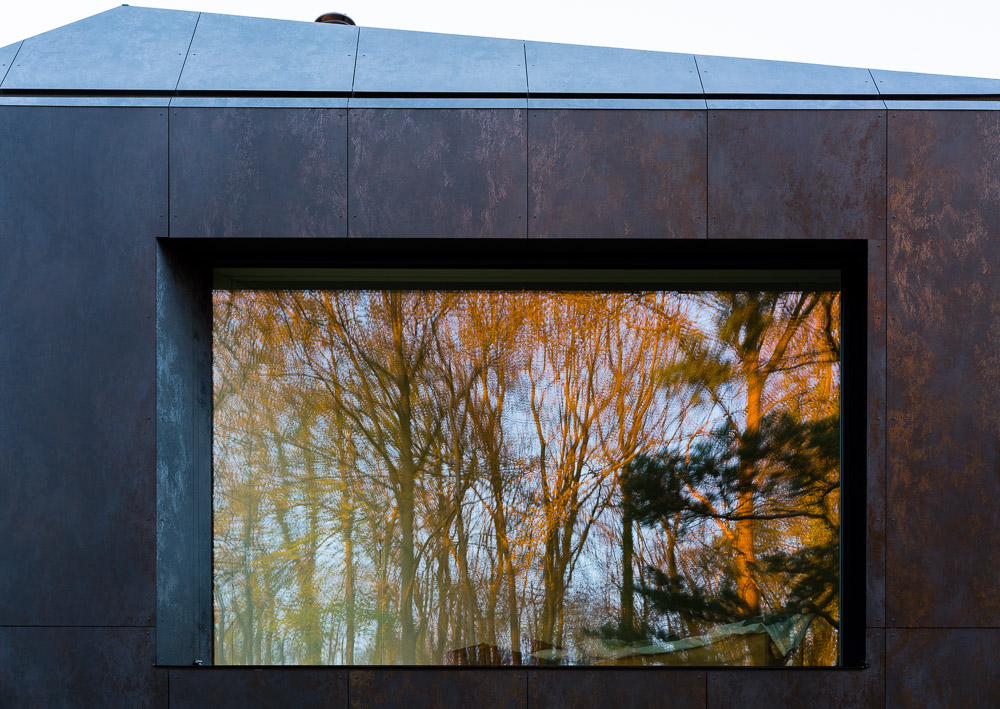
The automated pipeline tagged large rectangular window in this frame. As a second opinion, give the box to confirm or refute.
[212,272,842,666]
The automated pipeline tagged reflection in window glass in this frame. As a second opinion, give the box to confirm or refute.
[213,289,841,666]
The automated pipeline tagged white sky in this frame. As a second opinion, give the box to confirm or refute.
[3,0,1000,80]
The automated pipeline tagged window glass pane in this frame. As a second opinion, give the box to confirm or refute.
[213,289,841,666]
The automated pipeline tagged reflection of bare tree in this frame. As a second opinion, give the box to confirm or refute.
[212,288,841,667]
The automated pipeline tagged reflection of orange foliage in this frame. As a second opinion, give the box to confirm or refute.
[211,289,841,667]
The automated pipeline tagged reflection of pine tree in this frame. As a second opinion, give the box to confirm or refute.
[622,409,840,634]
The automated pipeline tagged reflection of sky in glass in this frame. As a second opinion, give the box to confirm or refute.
[213,289,841,667]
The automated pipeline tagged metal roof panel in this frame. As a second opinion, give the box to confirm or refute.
[177,13,358,93]
[697,54,878,95]
[353,27,526,94]
[1,6,199,91]
[871,69,1000,96]
[0,41,22,85]
[525,41,701,95]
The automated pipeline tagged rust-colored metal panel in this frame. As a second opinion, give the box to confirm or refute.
[0,628,163,707]
[170,669,348,708]
[708,110,885,240]
[529,669,704,708]
[707,629,884,708]
[868,240,887,627]
[348,109,526,238]
[0,105,161,626]
[349,669,526,708]
[887,629,1000,706]
[887,110,1000,627]
[528,109,706,239]
[170,106,348,237]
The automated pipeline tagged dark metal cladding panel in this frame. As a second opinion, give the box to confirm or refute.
[0,105,164,625]
[349,109,527,238]
[529,109,706,239]
[887,629,1000,706]
[871,68,1000,96]
[867,240,887,626]
[353,28,526,94]
[708,110,885,239]
[350,669,526,708]
[1,6,198,91]
[696,55,878,96]
[0,628,164,707]
[171,669,348,708]
[156,244,213,666]
[177,13,358,93]
[529,669,704,708]
[170,107,348,238]
[887,110,1000,627]
[708,629,884,708]
[525,42,701,95]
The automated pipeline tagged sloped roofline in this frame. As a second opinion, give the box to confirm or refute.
[2,5,999,102]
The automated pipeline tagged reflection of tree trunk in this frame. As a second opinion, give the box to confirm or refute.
[301,446,322,664]
[620,476,635,632]
[343,502,355,664]
[736,372,762,615]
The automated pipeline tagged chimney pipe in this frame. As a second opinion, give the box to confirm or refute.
[315,12,356,26]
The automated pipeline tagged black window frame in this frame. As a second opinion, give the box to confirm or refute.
[155,236,867,669]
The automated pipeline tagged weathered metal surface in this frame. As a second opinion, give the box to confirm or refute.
[887,109,1000,627]
[0,105,163,626]
[708,629,884,708]
[871,69,1000,96]
[528,109,706,238]
[171,669,347,708]
[708,110,885,239]
[350,670,526,708]
[525,42,701,95]
[886,629,1000,706]
[177,13,358,93]
[353,28,526,95]
[529,669,704,708]
[156,242,213,666]
[348,109,526,238]
[0,628,163,707]
[867,240,887,627]
[170,108,348,238]
[696,55,878,96]
[1,6,197,91]
[349,98,526,109]
[0,96,170,107]
[884,100,1000,111]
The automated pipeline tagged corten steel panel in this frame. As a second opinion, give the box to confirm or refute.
[528,109,706,239]
[349,109,527,238]
[867,240,887,626]
[696,55,878,96]
[0,105,164,626]
[353,28,526,95]
[350,669,526,708]
[177,13,358,93]
[887,110,1000,627]
[707,630,884,708]
[1,6,198,91]
[886,629,1000,706]
[528,669,705,708]
[0,628,164,707]
[525,42,702,95]
[170,107,348,238]
[170,669,348,708]
[708,110,886,240]
[870,68,1000,96]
